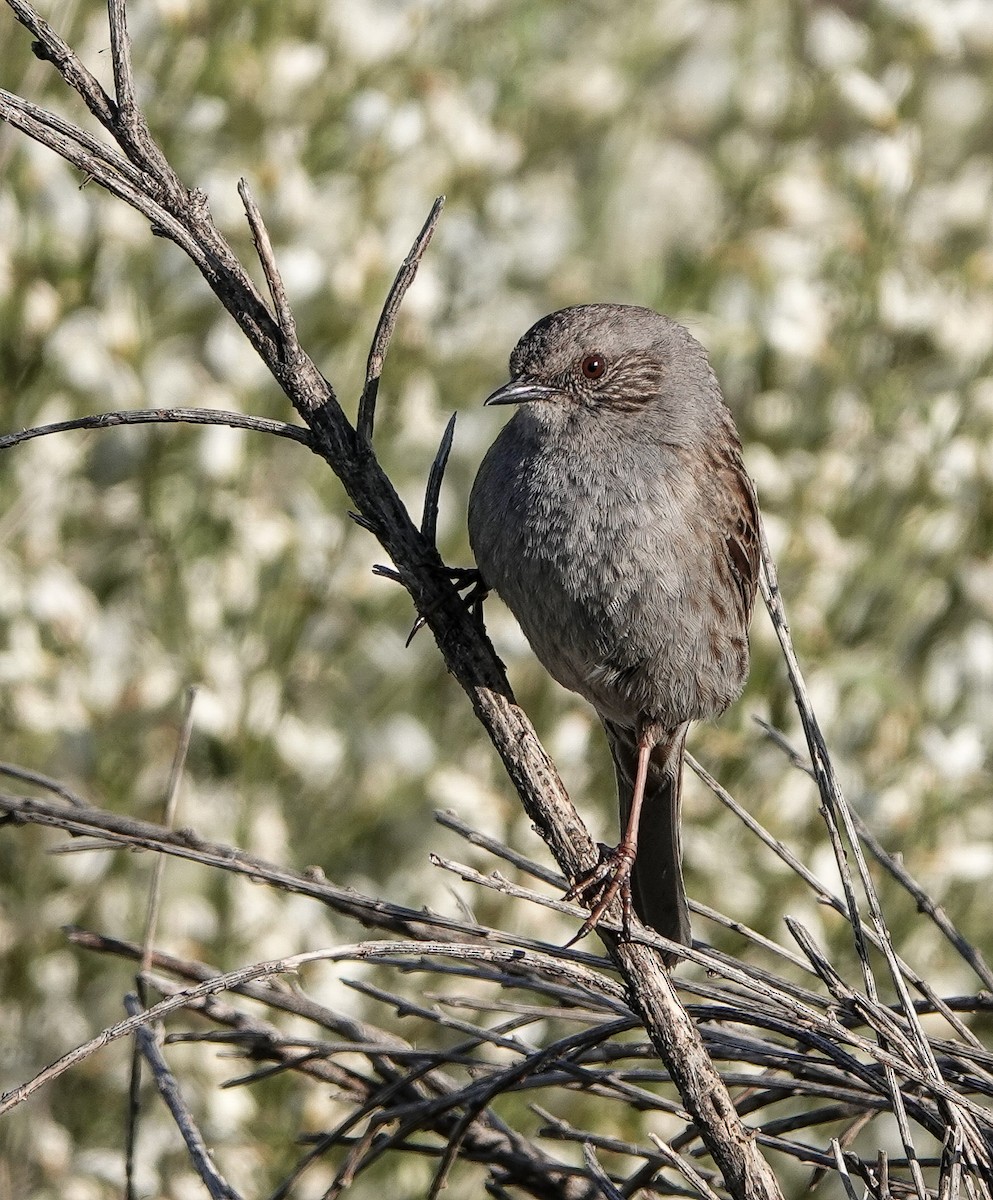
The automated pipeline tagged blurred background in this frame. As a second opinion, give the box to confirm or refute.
[2,0,993,1195]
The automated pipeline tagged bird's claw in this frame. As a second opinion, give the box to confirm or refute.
[564,841,638,945]
[404,566,489,645]
[444,567,489,623]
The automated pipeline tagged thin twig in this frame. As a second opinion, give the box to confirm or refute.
[434,808,564,887]
[124,678,197,1200]
[760,537,946,1200]
[105,0,194,202]
[107,0,137,118]
[357,195,445,443]
[0,762,88,808]
[830,1137,862,1200]
[141,686,198,980]
[648,1133,725,1200]
[422,412,457,545]
[5,0,116,128]
[581,1143,625,1200]
[0,408,314,453]
[0,951,323,1115]
[124,994,243,1200]
[238,178,299,356]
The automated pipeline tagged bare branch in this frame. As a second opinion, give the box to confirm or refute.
[124,994,243,1200]
[141,687,198,980]
[107,0,137,119]
[238,177,299,356]
[422,411,457,545]
[6,0,116,129]
[0,761,89,808]
[581,1143,625,1200]
[0,408,315,453]
[357,194,445,443]
[68,919,993,1197]
[649,1133,726,1200]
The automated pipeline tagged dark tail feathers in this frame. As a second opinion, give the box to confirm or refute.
[603,719,690,961]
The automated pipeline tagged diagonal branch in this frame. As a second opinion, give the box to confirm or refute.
[0,86,144,184]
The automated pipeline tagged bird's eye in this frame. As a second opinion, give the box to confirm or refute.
[580,353,607,380]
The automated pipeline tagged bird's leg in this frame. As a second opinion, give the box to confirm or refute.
[565,732,652,944]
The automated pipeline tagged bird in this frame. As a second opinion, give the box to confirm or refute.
[468,303,759,959]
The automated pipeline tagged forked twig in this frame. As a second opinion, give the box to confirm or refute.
[6,0,116,127]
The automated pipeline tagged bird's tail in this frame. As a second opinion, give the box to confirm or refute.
[602,719,691,959]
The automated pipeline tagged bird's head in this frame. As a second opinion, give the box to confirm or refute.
[484,303,725,446]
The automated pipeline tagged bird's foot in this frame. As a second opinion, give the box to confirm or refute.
[564,841,637,945]
[370,563,489,646]
[444,566,489,621]
[404,566,489,644]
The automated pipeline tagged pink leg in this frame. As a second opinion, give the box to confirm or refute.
[566,733,652,943]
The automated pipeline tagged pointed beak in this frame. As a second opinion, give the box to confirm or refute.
[484,378,561,406]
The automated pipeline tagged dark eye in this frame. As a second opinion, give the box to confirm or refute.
[581,353,607,380]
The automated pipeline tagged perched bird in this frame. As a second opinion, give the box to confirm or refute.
[468,304,759,957]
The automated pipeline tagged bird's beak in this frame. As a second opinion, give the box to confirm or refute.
[484,378,560,406]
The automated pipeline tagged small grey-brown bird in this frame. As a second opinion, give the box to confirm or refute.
[468,304,759,957]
